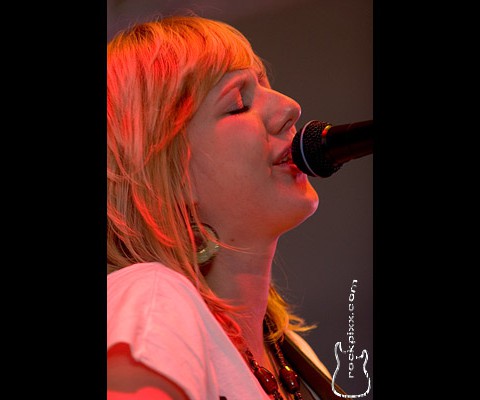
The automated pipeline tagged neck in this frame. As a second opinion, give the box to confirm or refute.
[204,237,278,364]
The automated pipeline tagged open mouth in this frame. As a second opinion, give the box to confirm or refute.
[273,149,293,166]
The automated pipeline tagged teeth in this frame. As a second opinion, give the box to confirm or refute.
[280,153,291,163]
[275,150,291,165]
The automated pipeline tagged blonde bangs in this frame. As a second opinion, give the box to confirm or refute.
[158,16,268,106]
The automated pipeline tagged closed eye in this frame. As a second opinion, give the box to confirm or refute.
[228,105,250,115]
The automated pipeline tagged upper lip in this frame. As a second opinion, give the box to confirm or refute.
[273,145,293,165]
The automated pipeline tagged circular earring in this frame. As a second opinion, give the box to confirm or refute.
[191,222,220,267]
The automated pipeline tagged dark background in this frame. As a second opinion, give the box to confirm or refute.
[108,0,373,397]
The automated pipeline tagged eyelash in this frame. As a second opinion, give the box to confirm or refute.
[228,105,250,115]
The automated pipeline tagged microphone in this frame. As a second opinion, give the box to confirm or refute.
[291,119,373,177]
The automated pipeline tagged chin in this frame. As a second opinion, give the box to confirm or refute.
[278,189,320,234]
[295,196,319,226]
[298,179,320,216]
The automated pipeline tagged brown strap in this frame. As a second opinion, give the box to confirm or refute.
[280,335,352,400]
[297,377,318,400]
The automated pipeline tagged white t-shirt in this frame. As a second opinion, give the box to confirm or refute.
[107,262,325,400]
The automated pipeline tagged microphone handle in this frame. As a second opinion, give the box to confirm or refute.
[323,120,373,165]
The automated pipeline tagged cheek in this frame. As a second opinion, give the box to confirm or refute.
[187,113,272,210]
[191,144,266,191]
[189,140,270,211]
[191,124,267,177]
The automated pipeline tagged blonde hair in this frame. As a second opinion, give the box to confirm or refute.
[107,15,314,349]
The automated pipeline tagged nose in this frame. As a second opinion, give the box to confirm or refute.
[264,89,302,137]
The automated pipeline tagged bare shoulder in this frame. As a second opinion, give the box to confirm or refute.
[285,330,332,379]
[107,343,190,400]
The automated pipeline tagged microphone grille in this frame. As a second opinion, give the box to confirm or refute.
[291,120,341,177]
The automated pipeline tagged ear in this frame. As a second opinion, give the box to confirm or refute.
[184,143,199,205]
[185,174,200,214]
[189,178,199,206]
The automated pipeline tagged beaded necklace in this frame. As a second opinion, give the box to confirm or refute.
[243,317,304,400]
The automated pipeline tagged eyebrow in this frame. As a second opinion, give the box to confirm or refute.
[217,73,249,102]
